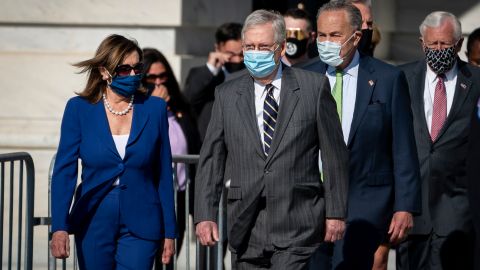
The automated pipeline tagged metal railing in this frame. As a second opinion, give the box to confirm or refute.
[0,152,35,270]
[45,154,227,270]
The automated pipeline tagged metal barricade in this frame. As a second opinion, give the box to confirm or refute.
[0,152,35,270]
[45,154,227,270]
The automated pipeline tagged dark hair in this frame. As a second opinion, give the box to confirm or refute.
[74,34,144,103]
[317,0,362,31]
[215,22,243,44]
[284,8,313,33]
[142,48,189,115]
[467,28,480,55]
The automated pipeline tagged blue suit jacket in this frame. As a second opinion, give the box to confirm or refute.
[304,54,421,232]
[51,94,176,240]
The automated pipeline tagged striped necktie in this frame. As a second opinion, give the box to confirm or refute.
[332,69,343,121]
[263,84,278,156]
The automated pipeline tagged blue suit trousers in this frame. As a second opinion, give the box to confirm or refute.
[74,186,160,270]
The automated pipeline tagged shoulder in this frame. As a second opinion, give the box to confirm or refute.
[215,72,251,95]
[300,58,325,73]
[141,94,167,111]
[288,66,327,85]
[397,60,423,75]
[187,65,211,77]
[362,55,403,77]
[64,96,91,112]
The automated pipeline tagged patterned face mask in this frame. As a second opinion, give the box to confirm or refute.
[424,45,457,74]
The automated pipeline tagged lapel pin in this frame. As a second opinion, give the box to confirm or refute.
[460,83,467,89]
[368,80,375,86]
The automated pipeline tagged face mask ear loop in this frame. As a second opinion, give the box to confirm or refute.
[105,69,113,85]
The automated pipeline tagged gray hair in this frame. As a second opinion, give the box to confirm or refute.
[317,0,363,31]
[242,9,286,45]
[419,11,462,41]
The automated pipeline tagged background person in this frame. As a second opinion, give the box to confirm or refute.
[466,27,480,66]
[50,34,176,270]
[396,11,480,270]
[184,22,245,142]
[142,48,201,270]
[282,8,316,66]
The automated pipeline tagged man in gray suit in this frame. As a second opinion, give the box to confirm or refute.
[194,9,349,269]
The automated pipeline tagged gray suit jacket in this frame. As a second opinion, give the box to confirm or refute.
[400,59,480,235]
[194,66,349,253]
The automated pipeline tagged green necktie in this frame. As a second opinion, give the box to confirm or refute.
[333,70,343,121]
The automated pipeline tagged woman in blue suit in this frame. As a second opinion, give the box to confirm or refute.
[50,34,176,270]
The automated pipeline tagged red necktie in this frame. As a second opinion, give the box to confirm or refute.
[431,74,446,141]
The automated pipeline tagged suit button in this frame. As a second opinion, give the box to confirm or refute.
[118,163,124,170]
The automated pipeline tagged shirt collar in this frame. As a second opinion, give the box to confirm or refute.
[426,61,458,83]
[327,50,360,77]
[254,63,283,91]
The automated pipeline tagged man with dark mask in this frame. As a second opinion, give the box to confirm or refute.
[349,0,376,56]
[184,22,245,141]
[282,8,316,66]
[396,11,480,270]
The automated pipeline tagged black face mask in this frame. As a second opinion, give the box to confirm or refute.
[224,62,245,73]
[144,82,156,95]
[285,38,308,59]
[357,29,374,56]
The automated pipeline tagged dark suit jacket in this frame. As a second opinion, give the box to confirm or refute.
[466,98,480,268]
[400,59,480,236]
[184,65,226,141]
[51,95,176,240]
[303,55,421,233]
[194,66,349,253]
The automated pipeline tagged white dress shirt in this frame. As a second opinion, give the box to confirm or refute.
[112,134,129,185]
[326,51,360,143]
[424,63,458,133]
[254,65,283,144]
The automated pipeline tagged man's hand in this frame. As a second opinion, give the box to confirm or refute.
[196,221,219,246]
[51,231,70,259]
[324,219,346,242]
[388,211,413,245]
[161,238,175,264]
[207,52,233,69]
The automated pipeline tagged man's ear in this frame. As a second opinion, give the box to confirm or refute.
[353,30,363,47]
[456,37,464,54]
[419,37,426,52]
[215,42,223,52]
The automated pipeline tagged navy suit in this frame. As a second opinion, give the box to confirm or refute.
[52,94,176,269]
[303,54,421,269]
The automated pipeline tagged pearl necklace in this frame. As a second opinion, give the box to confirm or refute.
[102,93,134,116]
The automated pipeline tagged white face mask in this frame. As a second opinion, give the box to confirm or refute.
[317,32,356,67]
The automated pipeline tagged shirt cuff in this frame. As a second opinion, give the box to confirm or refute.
[206,63,221,76]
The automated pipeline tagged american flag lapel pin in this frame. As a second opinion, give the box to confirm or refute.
[460,83,467,89]
[368,80,375,86]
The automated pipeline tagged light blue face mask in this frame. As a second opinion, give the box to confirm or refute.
[317,33,356,67]
[243,47,279,78]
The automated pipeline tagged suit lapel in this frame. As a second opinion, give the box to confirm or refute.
[235,75,266,159]
[266,67,300,164]
[435,61,472,143]
[91,101,120,158]
[347,56,376,146]
[409,61,431,145]
[127,96,150,147]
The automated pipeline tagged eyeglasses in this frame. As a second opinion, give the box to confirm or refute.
[243,43,279,52]
[144,72,168,82]
[114,63,144,76]
[286,28,307,40]
[422,39,458,50]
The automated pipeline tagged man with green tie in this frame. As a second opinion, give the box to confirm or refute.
[303,1,421,269]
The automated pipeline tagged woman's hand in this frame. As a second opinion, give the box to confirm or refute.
[161,238,175,264]
[151,84,170,103]
[51,231,70,258]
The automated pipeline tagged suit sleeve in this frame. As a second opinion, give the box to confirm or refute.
[193,87,226,224]
[391,71,422,214]
[183,66,216,109]
[157,102,177,238]
[51,98,81,233]
[316,77,350,218]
